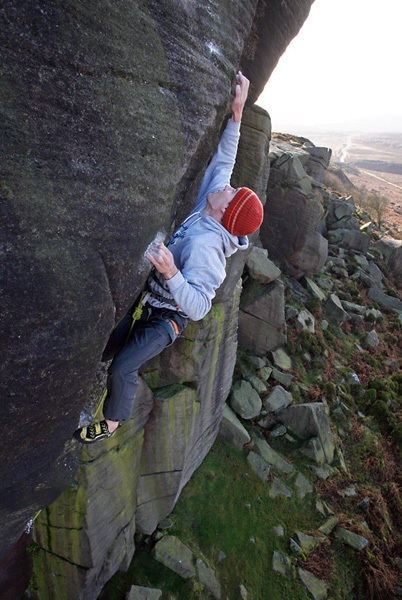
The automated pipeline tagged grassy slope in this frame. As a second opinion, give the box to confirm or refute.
[100,182,402,600]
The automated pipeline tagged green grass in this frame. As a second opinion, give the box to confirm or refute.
[100,438,366,599]
[168,440,317,600]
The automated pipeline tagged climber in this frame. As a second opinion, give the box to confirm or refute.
[74,71,264,444]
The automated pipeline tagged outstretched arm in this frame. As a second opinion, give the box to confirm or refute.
[192,71,250,213]
[146,73,251,316]
[230,71,250,123]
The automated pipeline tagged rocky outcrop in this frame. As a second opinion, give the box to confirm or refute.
[374,236,402,277]
[6,1,383,598]
[93,130,402,600]
[208,191,401,599]
[277,403,335,465]
[151,535,222,599]
[33,289,241,600]
[2,0,294,564]
[238,278,286,356]
[237,245,286,356]
[29,104,272,599]
[260,136,330,277]
[240,0,315,103]
[29,92,402,600]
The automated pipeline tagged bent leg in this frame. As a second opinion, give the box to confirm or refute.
[103,319,171,422]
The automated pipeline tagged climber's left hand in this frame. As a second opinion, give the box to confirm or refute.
[146,242,179,280]
[231,71,250,123]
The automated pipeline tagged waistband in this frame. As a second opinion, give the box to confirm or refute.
[143,289,189,319]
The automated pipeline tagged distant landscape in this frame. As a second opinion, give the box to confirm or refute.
[283,130,402,233]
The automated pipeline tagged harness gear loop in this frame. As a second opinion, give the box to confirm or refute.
[126,291,150,343]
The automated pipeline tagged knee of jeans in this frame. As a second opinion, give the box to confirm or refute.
[109,359,139,378]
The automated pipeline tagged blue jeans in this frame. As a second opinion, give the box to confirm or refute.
[103,306,189,422]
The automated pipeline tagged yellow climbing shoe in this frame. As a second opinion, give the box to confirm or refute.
[74,419,119,444]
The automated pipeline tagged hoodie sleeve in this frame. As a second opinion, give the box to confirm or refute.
[193,120,241,213]
[165,236,227,321]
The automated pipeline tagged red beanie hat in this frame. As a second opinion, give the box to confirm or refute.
[221,187,264,236]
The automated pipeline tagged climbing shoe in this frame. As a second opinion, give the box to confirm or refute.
[74,419,119,444]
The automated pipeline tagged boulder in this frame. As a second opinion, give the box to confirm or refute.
[318,516,339,535]
[247,451,271,482]
[245,246,281,283]
[327,229,370,253]
[260,166,328,277]
[253,437,295,474]
[295,309,315,333]
[271,367,294,388]
[229,380,262,420]
[238,279,286,356]
[305,277,326,301]
[374,236,402,277]
[324,293,351,324]
[304,146,332,183]
[368,261,384,287]
[272,525,285,537]
[262,385,293,413]
[269,477,292,499]
[290,230,329,275]
[151,536,196,579]
[243,372,268,394]
[0,0,279,562]
[196,558,221,599]
[258,365,273,380]
[298,568,328,600]
[341,300,366,315]
[295,531,324,553]
[354,254,370,271]
[127,586,162,600]
[277,403,335,464]
[219,404,251,449]
[294,472,314,499]
[364,329,380,349]
[274,152,313,195]
[0,0,316,591]
[273,551,294,579]
[334,528,369,551]
[271,348,293,371]
[327,198,359,231]
[367,285,402,314]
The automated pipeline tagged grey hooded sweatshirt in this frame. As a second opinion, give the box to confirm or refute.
[147,119,248,321]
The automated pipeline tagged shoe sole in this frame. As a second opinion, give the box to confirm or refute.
[74,427,117,445]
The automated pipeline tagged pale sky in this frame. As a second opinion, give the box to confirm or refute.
[256,0,402,133]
